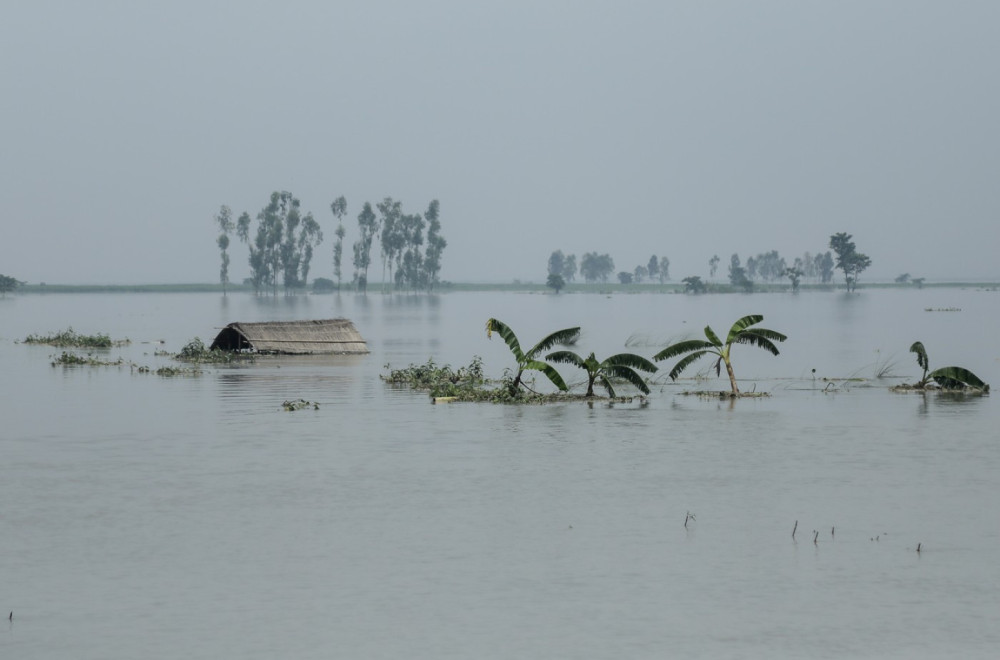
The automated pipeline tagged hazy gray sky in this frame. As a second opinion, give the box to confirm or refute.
[3,1,998,284]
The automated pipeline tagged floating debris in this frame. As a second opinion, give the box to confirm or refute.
[282,399,319,411]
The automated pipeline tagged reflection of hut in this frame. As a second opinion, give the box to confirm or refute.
[209,319,368,355]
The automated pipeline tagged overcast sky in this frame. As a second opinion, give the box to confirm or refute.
[2,1,998,284]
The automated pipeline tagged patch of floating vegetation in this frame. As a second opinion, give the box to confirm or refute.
[24,327,129,348]
[131,364,202,377]
[282,399,319,411]
[43,336,251,376]
[175,337,255,364]
[680,390,771,399]
[382,356,486,395]
[50,351,202,376]
[891,342,990,393]
[50,351,125,367]
[890,382,989,395]
[384,357,648,404]
[431,389,646,405]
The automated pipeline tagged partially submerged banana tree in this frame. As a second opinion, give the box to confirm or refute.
[654,314,787,397]
[546,350,658,398]
[908,341,989,392]
[485,318,580,395]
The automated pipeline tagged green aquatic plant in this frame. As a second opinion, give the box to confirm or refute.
[383,355,648,405]
[175,337,254,364]
[654,314,787,397]
[545,350,657,398]
[24,327,126,348]
[50,351,125,367]
[145,365,202,377]
[485,318,580,396]
[383,357,484,389]
[903,342,989,392]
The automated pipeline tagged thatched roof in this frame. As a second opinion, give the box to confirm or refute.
[210,319,368,355]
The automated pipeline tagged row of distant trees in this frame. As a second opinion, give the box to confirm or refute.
[688,233,872,293]
[722,250,834,292]
[546,234,875,294]
[546,251,671,291]
[616,255,670,285]
[214,192,446,296]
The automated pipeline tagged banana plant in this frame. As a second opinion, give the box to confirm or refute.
[546,350,658,398]
[654,314,787,396]
[909,342,989,391]
[485,318,580,395]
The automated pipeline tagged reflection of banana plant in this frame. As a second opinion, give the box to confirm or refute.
[485,318,580,395]
[546,350,657,398]
[654,314,786,396]
[909,342,989,391]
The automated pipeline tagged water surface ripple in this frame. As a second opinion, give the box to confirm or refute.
[1,290,997,659]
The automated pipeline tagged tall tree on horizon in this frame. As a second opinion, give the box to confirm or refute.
[709,254,720,280]
[829,233,871,292]
[255,191,323,295]
[215,205,235,296]
[422,199,446,291]
[819,252,835,284]
[353,202,378,293]
[658,256,670,282]
[728,254,752,291]
[293,210,323,291]
[562,254,577,282]
[237,191,324,296]
[236,211,267,295]
[330,196,347,291]
[548,250,566,278]
[377,197,403,292]
[397,211,425,292]
[580,252,615,282]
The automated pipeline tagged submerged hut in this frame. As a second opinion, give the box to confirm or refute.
[209,319,368,355]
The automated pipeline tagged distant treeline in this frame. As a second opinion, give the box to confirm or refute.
[13,280,996,296]
[0,273,22,296]
[545,233,880,294]
[215,191,446,296]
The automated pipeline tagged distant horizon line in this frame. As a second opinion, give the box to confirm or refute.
[12,277,1000,290]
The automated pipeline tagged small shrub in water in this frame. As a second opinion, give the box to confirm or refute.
[176,337,254,364]
[50,351,125,367]
[24,327,125,348]
[383,356,486,392]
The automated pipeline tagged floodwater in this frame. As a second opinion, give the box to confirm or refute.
[1,288,998,659]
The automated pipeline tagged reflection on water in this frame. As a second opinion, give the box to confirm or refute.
[1,289,998,659]
[911,389,990,418]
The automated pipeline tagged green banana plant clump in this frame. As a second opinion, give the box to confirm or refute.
[546,350,657,398]
[654,314,787,397]
[908,342,989,392]
[485,318,580,396]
